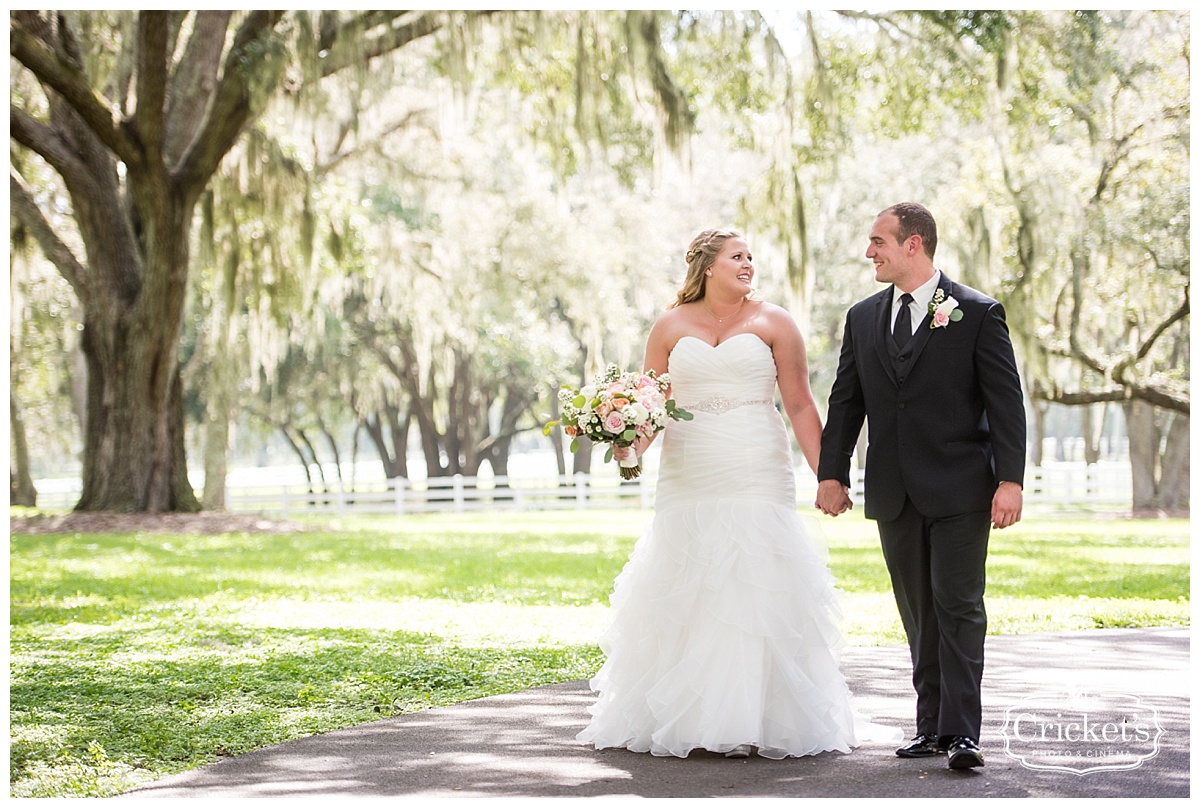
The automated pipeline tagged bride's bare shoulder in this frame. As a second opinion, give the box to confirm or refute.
[749,300,793,326]
[753,300,805,344]
[651,304,701,336]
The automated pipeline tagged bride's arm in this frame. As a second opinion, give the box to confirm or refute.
[627,314,675,458]
[769,306,823,477]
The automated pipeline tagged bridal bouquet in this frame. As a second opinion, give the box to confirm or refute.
[544,364,692,479]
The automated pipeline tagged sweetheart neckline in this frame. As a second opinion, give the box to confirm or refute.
[675,332,769,351]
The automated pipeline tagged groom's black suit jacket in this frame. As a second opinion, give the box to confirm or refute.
[818,274,1026,521]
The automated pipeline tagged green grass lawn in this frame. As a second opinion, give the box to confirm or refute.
[8,508,1190,797]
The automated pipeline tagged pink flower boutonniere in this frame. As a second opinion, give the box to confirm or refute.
[928,289,963,329]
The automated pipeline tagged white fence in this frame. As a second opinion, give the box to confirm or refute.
[229,472,654,517]
[226,463,1132,517]
[29,463,1135,516]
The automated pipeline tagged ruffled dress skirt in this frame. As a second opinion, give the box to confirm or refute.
[576,334,871,758]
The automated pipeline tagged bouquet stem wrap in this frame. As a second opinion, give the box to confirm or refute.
[618,451,642,480]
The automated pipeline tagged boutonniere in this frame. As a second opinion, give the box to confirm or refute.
[928,289,963,329]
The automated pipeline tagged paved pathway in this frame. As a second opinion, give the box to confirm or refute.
[126,628,1189,798]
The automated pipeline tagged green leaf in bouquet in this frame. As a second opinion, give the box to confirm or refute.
[622,428,636,441]
[542,420,559,436]
[572,394,586,408]
[569,438,579,453]
[604,445,614,463]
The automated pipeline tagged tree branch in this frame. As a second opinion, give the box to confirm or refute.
[9,168,89,301]
[10,105,85,178]
[315,109,432,175]
[1030,381,1187,413]
[163,11,233,167]
[319,10,450,77]
[1124,380,1189,413]
[1132,285,1189,365]
[1029,386,1128,406]
[132,11,171,159]
[172,10,286,193]
[9,15,141,167]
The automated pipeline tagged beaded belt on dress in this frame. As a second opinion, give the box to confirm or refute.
[680,395,774,414]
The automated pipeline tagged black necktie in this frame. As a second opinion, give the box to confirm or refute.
[893,293,913,348]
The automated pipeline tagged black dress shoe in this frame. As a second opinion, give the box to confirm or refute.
[946,736,985,769]
[895,733,941,758]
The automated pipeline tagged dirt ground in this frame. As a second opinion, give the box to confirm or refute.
[9,507,1184,536]
[9,511,310,535]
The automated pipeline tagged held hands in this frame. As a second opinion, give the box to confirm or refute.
[814,478,1022,525]
[815,479,853,517]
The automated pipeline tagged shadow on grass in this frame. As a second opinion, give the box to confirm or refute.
[9,513,1189,797]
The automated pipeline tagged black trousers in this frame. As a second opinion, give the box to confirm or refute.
[877,497,991,740]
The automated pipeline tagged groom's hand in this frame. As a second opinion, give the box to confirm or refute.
[816,479,852,516]
[992,481,1023,529]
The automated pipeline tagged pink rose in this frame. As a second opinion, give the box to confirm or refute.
[595,401,613,417]
[637,391,662,410]
[607,381,626,394]
[611,396,629,409]
[603,411,626,434]
[636,375,656,388]
[564,425,579,437]
[932,310,950,328]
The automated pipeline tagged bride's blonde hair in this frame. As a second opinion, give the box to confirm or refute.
[670,228,743,309]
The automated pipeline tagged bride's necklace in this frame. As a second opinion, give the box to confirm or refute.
[702,297,745,324]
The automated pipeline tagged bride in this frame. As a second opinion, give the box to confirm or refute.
[577,228,874,759]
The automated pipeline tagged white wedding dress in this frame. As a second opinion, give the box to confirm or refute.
[577,333,876,759]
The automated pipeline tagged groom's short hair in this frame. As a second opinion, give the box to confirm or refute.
[884,202,938,259]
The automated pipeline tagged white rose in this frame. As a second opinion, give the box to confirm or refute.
[935,295,959,316]
[624,403,649,425]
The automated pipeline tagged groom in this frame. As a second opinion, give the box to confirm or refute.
[816,203,1026,770]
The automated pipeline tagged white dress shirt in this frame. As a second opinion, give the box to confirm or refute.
[891,270,942,341]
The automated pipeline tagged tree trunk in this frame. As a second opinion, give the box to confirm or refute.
[1157,412,1189,511]
[548,388,567,477]
[10,10,289,513]
[573,437,594,475]
[1030,399,1047,467]
[10,391,38,507]
[408,365,449,477]
[785,174,813,338]
[1082,403,1102,465]
[1124,399,1159,511]
[200,373,230,509]
[414,397,448,477]
[363,394,410,480]
[74,193,201,513]
[318,416,344,488]
[297,428,327,493]
[202,252,238,510]
[476,382,533,478]
[279,424,317,496]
